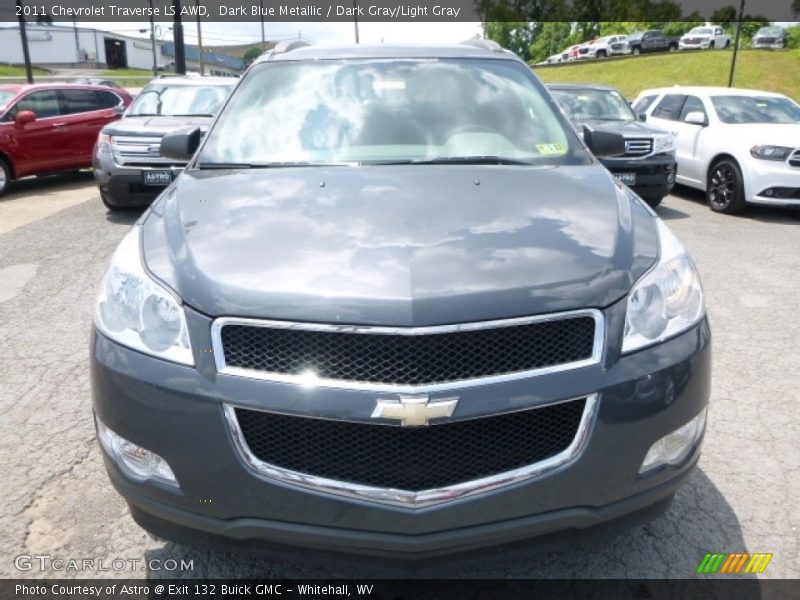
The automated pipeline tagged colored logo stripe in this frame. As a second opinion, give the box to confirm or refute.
[697,553,773,574]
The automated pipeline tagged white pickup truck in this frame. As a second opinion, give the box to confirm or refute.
[679,26,731,50]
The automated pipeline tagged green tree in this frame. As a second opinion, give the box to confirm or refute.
[485,22,539,61]
[528,22,573,63]
[243,46,262,65]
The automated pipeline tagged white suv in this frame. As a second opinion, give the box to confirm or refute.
[633,86,800,213]
[679,26,731,50]
[577,35,630,59]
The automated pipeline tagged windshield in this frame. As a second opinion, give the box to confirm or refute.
[199,58,587,166]
[711,95,800,124]
[689,28,713,35]
[550,88,635,123]
[628,32,643,40]
[127,83,232,117]
[756,27,782,36]
[0,90,17,107]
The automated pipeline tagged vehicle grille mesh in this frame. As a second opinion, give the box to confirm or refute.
[233,398,587,491]
[219,315,597,386]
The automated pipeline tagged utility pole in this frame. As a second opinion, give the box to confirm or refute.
[353,0,360,43]
[149,0,157,76]
[196,0,204,74]
[728,0,745,87]
[72,17,81,63]
[260,0,266,51]
[172,0,186,74]
[16,0,34,83]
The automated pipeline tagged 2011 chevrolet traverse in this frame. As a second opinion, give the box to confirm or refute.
[91,40,711,564]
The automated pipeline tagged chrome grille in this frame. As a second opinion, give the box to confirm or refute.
[624,138,653,156]
[212,310,603,392]
[111,135,183,166]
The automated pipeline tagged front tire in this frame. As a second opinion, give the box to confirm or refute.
[596,50,607,58]
[0,159,11,196]
[709,41,715,50]
[100,191,129,212]
[707,159,746,214]
[642,195,663,208]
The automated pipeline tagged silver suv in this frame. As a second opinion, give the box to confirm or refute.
[93,76,234,210]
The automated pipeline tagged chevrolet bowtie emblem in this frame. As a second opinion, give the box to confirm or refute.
[371,394,459,427]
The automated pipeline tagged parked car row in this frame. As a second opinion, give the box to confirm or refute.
[541,23,789,65]
[0,77,234,202]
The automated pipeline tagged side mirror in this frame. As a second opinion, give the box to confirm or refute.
[160,126,202,161]
[111,105,125,116]
[582,124,626,157]
[684,111,707,126]
[637,112,647,122]
[14,110,37,129]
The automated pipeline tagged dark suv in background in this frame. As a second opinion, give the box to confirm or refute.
[93,76,234,210]
[549,84,677,206]
[0,83,131,196]
[92,41,710,566]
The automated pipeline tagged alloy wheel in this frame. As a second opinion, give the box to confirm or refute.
[709,164,736,209]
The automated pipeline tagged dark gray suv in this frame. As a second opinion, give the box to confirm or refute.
[91,41,711,565]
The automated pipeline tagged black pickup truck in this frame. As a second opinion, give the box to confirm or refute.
[627,30,679,54]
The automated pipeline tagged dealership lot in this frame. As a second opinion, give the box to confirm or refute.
[0,176,797,578]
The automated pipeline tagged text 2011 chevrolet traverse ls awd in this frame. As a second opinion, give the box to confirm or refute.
[91,41,711,565]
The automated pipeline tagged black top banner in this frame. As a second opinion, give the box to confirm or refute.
[2,0,798,23]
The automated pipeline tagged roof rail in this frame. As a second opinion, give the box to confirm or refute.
[460,39,504,53]
[272,39,313,55]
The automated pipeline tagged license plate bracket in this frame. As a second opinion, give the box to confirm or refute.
[614,172,636,185]
[142,170,173,186]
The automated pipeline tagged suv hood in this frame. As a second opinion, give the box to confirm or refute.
[725,123,800,147]
[102,115,214,137]
[580,119,667,136]
[142,165,658,326]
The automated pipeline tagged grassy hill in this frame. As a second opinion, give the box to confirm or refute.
[534,49,800,102]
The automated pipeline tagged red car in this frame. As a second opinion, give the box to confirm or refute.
[0,83,132,195]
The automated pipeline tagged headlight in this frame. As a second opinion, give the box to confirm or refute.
[622,219,705,353]
[94,227,194,365]
[96,133,113,155]
[750,145,792,161]
[652,133,675,154]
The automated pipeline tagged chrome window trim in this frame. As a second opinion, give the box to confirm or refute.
[223,394,598,509]
[210,309,605,394]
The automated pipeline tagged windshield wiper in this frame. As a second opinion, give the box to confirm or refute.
[196,162,253,169]
[410,156,537,166]
[196,161,353,170]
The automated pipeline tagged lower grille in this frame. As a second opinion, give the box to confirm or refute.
[215,312,600,391]
[232,398,588,493]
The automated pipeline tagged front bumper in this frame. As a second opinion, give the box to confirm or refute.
[743,158,800,206]
[600,155,677,200]
[679,41,711,50]
[93,152,182,207]
[91,302,711,561]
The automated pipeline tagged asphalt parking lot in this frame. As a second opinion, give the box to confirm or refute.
[0,173,798,579]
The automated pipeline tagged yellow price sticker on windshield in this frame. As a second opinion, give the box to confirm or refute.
[537,143,566,155]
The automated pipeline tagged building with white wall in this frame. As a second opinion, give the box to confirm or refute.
[0,24,165,70]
